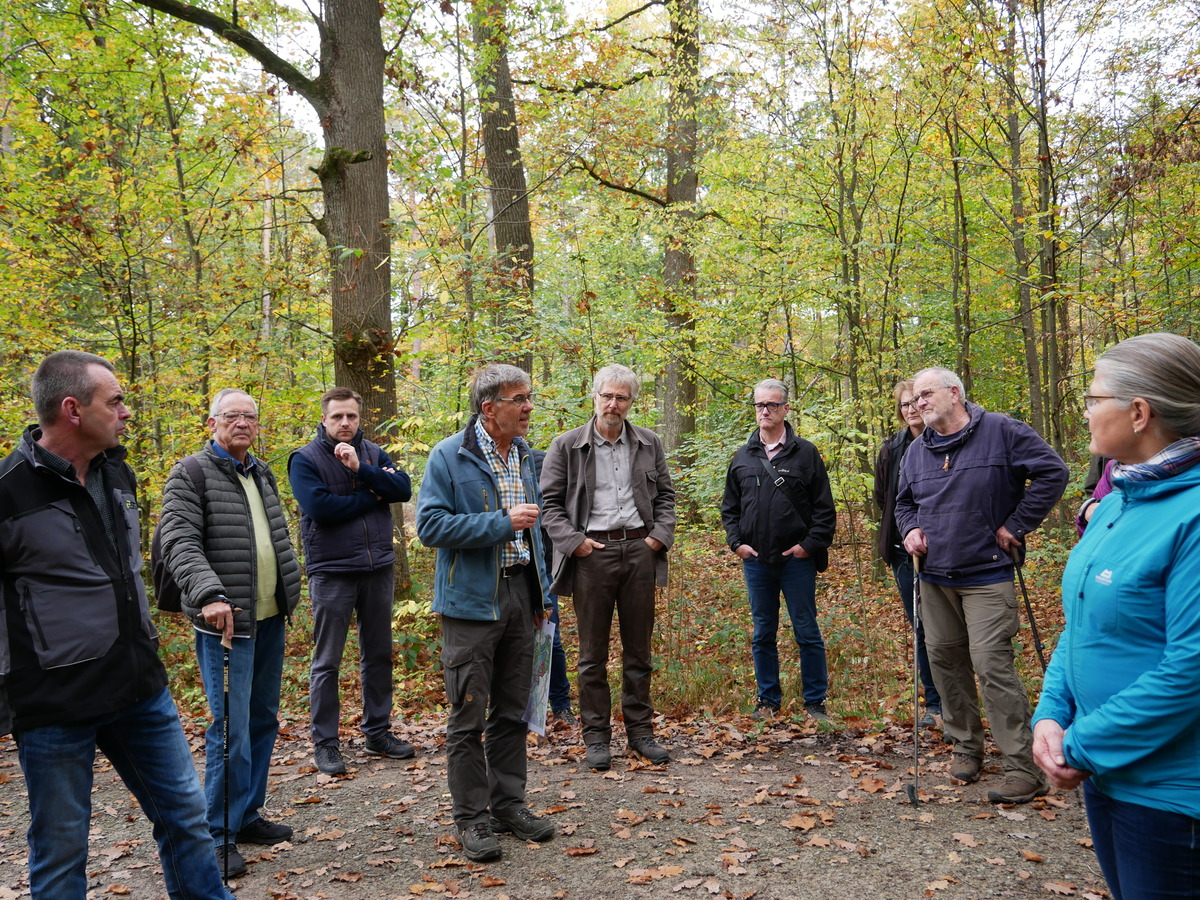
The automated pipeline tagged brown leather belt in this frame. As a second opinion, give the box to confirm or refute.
[586,526,649,542]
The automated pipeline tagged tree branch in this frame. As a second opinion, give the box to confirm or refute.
[130,0,326,113]
[570,158,664,206]
[513,68,658,95]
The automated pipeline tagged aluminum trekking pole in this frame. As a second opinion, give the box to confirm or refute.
[1010,549,1047,673]
[222,630,232,882]
[906,554,922,807]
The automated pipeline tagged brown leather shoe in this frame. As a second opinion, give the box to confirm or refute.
[949,753,982,783]
[987,775,1049,804]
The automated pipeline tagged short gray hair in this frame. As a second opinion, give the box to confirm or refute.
[592,364,640,401]
[753,378,788,402]
[32,350,115,425]
[1095,332,1200,438]
[469,364,532,414]
[912,366,966,400]
[209,388,257,418]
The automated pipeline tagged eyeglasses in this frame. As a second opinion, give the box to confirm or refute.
[1083,394,1117,411]
[752,401,786,412]
[596,392,632,405]
[914,387,949,403]
[215,411,259,424]
[899,400,916,410]
[494,393,536,406]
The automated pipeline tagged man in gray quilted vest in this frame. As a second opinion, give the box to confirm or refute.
[159,389,302,878]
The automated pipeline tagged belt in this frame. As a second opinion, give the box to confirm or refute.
[500,563,528,578]
[586,526,649,543]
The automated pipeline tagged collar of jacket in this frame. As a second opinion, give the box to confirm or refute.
[749,420,796,453]
[19,423,127,474]
[569,416,650,451]
[459,414,532,466]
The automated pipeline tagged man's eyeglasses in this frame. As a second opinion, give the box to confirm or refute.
[1083,394,1117,411]
[596,392,632,404]
[753,401,786,412]
[215,411,259,424]
[914,387,949,403]
[494,393,536,406]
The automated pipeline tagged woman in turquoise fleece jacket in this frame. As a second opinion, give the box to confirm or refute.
[1033,332,1200,900]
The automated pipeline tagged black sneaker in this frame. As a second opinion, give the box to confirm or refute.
[489,806,557,842]
[236,816,293,845]
[458,821,502,862]
[751,703,780,720]
[364,733,416,759]
[804,702,831,722]
[216,843,248,878]
[628,736,670,765]
[314,744,347,775]
[585,742,612,771]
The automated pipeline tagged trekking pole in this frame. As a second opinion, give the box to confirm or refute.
[221,629,232,882]
[906,555,922,807]
[1011,549,1047,673]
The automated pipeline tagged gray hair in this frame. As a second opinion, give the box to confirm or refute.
[209,388,257,418]
[469,364,532,414]
[1095,332,1200,439]
[753,378,788,402]
[32,350,115,424]
[592,364,640,401]
[913,366,966,400]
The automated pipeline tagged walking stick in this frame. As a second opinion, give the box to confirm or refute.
[221,630,232,883]
[1011,549,1047,673]
[906,555,922,807]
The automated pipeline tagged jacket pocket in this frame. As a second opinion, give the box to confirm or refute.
[17,578,119,669]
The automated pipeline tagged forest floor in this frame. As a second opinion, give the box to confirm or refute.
[0,710,1108,900]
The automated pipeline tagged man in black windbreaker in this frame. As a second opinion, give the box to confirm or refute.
[721,378,837,721]
[0,350,234,900]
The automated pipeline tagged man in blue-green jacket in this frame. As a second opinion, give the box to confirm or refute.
[415,364,555,863]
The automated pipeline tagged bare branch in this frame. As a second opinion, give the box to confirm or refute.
[570,158,664,207]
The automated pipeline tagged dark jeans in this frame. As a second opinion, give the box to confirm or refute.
[16,687,235,900]
[195,613,285,844]
[439,575,534,827]
[309,568,395,747]
[1084,780,1200,899]
[573,538,657,744]
[891,551,941,710]
[743,555,827,708]
[547,592,572,713]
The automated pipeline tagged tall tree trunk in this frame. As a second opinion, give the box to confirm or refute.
[660,0,699,465]
[471,0,535,374]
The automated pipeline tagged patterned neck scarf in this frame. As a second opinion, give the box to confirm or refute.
[1113,435,1200,483]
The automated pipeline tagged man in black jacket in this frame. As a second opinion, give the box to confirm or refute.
[0,351,234,900]
[721,379,837,721]
[289,387,414,776]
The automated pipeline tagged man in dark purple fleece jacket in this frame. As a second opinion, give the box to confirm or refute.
[895,367,1068,805]
[289,387,413,776]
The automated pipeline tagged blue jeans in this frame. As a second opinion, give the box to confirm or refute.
[891,552,941,710]
[743,555,827,708]
[1084,781,1199,900]
[16,687,235,900]
[195,614,285,844]
[547,593,571,713]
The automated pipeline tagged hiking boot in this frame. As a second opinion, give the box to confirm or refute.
[236,816,293,845]
[364,733,416,759]
[314,744,347,775]
[489,806,557,842]
[551,708,578,726]
[628,736,671,765]
[752,703,780,720]
[917,706,941,728]
[950,753,982,783]
[216,843,248,878]
[585,742,612,771]
[804,702,831,722]
[988,774,1050,805]
[458,822,502,862]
